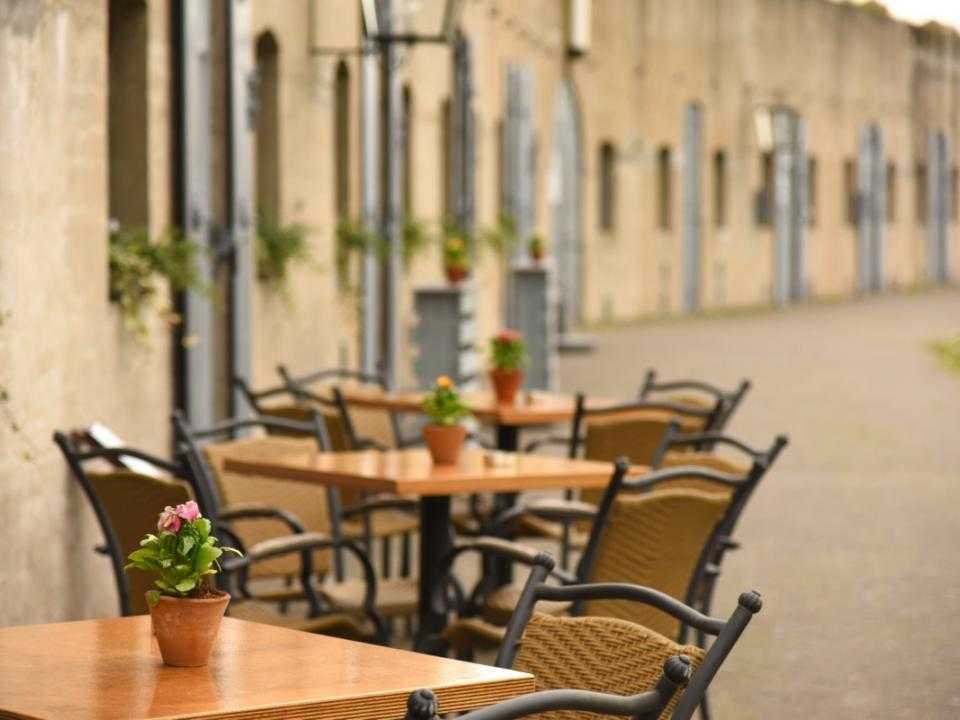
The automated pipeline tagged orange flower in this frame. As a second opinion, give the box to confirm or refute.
[435,375,454,390]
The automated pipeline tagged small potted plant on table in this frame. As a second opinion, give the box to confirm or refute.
[443,235,470,284]
[421,375,471,465]
[528,234,546,263]
[489,329,528,405]
[125,501,242,667]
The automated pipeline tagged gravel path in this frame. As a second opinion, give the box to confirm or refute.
[559,289,960,719]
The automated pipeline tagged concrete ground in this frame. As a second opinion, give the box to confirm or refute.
[558,288,960,719]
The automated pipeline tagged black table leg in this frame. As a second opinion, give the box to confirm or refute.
[415,494,452,653]
[489,424,520,587]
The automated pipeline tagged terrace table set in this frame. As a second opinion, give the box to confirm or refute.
[222,440,618,646]
[0,616,533,720]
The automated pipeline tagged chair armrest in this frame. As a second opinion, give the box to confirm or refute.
[718,535,740,551]
[445,537,575,584]
[342,493,419,519]
[491,499,597,536]
[219,503,307,534]
[523,435,574,453]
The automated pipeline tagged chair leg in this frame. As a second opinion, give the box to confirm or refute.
[382,536,392,578]
[400,531,412,577]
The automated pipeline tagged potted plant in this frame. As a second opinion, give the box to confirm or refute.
[421,375,471,464]
[489,329,528,405]
[443,235,470,284]
[125,501,242,667]
[528,234,546,263]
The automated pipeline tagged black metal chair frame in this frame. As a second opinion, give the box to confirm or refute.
[53,430,388,643]
[639,369,751,433]
[421,550,761,720]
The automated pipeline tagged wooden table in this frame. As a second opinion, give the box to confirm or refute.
[224,446,618,648]
[0,616,534,720]
[341,388,593,450]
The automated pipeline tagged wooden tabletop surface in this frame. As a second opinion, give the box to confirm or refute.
[223,443,619,496]
[0,616,533,720]
[341,388,595,426]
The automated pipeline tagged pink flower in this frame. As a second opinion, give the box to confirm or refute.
[176,500,201,522]
[157,506,181,533]
[495,329,522,344]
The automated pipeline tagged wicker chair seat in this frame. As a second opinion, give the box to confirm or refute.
[441,616,508,654]
[514,613,705,720]
[482,584,571,626]
[322,576,418,618]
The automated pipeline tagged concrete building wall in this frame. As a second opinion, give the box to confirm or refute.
[0,0,174,625]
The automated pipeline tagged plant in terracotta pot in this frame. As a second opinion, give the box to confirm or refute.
[442,235,471,284]
[489,329,528,405]
[528,234,546,263]
[421,375,471,465]
[125,501,242,667]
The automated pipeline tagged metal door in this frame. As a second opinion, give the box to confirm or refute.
[549,80,581,333]
[929,131,950,283]
[682,102,703,313]
[857,124,885,293]
[180,0,215,427]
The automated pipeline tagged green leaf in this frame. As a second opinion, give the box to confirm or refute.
[194,543,222,574]
[174,578,197,593]
[140,534,158,547]
[221,546,244,557]
[146,590,161,607]
[178,535,195,556]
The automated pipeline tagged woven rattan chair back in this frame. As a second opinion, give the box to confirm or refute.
[53,431,190,616]
[583,488,728,638]
[653,450,746,497]
[639,370,751,432]
[201,438,335,578]
[514,613,704,720]
[88,470,192,614]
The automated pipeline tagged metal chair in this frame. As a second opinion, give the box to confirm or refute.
[52,430,386,643]
[639,369,751,432]
[172,410,420,639]
[519,394,716,569]
[406,656,692,720]
[434,550,762,720]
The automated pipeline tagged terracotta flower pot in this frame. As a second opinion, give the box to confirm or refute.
[422,424,467,465]
[445,265,469,284]
[530,247,544,263]
[148,591,230,667]
[490,369,524,405]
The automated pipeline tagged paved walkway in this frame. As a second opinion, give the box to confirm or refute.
[559,289,960,719]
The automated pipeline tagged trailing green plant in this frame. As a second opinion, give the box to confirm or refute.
[480,213,518,258]
[109,225,204,335]
[422,375,471,426]
[931,335,960,373]
[336,217,434,295]
[489,329,527,371]
[125,501,242,606]
[256,207,311,289]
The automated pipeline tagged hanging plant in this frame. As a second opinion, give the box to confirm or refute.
[335,217,433,296]
[479,212,518,259]
[256,207,311,289]
[109,225,205,336]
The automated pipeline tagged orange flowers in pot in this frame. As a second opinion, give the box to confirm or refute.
[421,376,471,464]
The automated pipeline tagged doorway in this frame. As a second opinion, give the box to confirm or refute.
[549,80,582,335]
[858,124,885,293]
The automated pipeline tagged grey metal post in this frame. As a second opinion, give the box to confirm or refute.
[227,0,254,414]
[682,102,703,313]
[360,36,382,375]
[181,0,215,426]
[381,0,402,390]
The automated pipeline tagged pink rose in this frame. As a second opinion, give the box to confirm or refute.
[157,506,181,533]
[176,500,201,522]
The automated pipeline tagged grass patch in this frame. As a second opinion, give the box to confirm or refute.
[931,335,960,373]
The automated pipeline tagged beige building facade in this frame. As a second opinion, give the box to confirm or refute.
[0,0,957,626]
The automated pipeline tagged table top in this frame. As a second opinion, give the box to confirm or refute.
[0,616,533,720]
[342,388,591,427]
[223,443,619,496]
